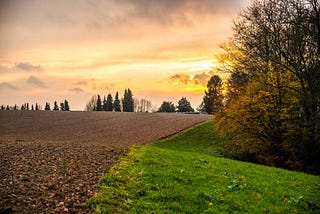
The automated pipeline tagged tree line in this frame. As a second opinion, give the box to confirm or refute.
[158,97,195,113]
[85,89,135,112]
[208,0,319,172]
[1,99,70,111]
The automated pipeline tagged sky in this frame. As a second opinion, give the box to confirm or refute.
[0,0,250,110]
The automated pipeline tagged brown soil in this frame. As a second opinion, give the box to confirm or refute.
[0,111,211,213]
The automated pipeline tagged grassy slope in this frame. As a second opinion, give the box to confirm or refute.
[88,121,320,213]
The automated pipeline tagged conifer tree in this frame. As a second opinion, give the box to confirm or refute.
[103,96,107,111]
[31,104,34,110]
[64,99,70,111]
[122,88,134,112]
[202,75,224,114]
[53,101,59,110]
[35,103,39,110]
[96,95,102,111]
[113,91,121,112]
[106,94,113,111]
[60,102,65,111]
[45,102,50,110]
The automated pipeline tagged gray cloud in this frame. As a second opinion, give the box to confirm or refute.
[1,0,245,30]
[0,82,18,90]
[70,87,84,93]
[27,75,47,88]
[15,62,42,72]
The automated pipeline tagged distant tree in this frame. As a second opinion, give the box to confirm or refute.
[85,95,97,111]
[6,105,10,110]
[21,104,25,110]
[1,105,4,110]
[158,101,176,112]
[53,101,59,110]
[122,89,134,112]
[102,96,107,111]
[134,97,152,112]
[26,103,29,110]
[31,104,34,110]
[202,75,224,114]
[113,92,121,112]
[106,94,113,111]
[13,104,17,110]
[44,102,50,110]
[177,97,194,113]
[96,94,102,111]
[64,99,70,111]
[35,103,39,111]
[60,102,65,111]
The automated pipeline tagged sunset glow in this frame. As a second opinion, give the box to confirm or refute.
[0,0,250,110]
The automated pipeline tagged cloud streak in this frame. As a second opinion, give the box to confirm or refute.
[15,62,43,72]
[0,82,18,90]
[27,75,47,88]
[70,87,84,93]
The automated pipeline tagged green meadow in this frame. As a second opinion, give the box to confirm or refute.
[88,121,320,213]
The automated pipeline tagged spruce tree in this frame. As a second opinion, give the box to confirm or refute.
[31,104,34,110]
[53,101,59,110]
[122,88,134,112]
[113,91,121,112]
[96,95,102,111]
[60,102,65,111]
[106,94,113,111]
[64,100,70,111]
[202,75,223,114]
[35,103,39,110]
[103,96,107,111]
[45,102,50,110]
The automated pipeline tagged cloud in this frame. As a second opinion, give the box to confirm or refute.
[0,82,18,90]
[193,72,210,86]
[169,74,191,85]
[73,79,117,92]
[170,71,212,86]
[124,0,244,26]
[15,62,42,72]
[70,87,84,93]
[27,75,47,88]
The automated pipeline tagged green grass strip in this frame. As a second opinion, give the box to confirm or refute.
[87,121,320,213]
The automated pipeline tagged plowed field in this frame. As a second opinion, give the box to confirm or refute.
[0,111,211,213]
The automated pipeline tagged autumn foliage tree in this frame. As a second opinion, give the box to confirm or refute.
[216,0,320,171]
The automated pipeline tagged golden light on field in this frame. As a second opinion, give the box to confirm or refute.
[0,0,250,110]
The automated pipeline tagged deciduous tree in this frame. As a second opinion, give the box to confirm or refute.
[177,97,194,113]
